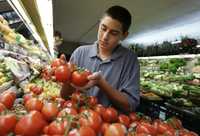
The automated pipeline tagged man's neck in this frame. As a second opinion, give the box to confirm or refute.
[98,49,111,60]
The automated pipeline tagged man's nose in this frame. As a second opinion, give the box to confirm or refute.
[102,31,109,41]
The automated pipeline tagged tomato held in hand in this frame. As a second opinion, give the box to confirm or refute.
[71,69,92,87]
[51,58,65,68]
[55,65,71,82]
[67,62,77,73]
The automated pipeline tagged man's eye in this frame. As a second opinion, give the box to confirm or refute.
[101,27,106,31]
[111,32,119,36]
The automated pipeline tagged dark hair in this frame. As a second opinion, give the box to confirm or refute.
[54,30,62,38]
[104,5,132,33]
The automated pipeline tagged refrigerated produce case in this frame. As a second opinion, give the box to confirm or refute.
[138,55,200,134]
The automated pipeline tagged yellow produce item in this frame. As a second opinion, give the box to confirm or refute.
[0,15,8,25]
[0,72,4,78]
[0,77,7,85]
[3,33,16,44]
[0,22,13,35]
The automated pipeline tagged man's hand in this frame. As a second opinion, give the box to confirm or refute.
[71,71,102,92]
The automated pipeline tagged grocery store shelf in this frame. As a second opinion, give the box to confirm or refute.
[7,0,54,58]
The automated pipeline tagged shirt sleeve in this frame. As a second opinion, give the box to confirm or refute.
[118,55,140,112]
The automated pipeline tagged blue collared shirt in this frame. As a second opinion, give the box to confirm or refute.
[70,42,140,112]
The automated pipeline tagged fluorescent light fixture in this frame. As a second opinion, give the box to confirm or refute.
[36,0,54,57]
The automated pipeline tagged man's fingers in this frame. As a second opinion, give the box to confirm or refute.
[88,71,101,80]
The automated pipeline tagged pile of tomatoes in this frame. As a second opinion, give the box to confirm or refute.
[41,57,92,87]
[0,89,198,136]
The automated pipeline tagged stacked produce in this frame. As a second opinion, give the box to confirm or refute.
[0,88,198,136]
[140,58,200,107]
[0,58,13,91]
[0,54,199,136]
[0,15,50,62]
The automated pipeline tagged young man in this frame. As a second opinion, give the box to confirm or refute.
[61,5,140,113]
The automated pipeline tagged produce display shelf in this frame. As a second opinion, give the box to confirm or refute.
[137,98,200,134]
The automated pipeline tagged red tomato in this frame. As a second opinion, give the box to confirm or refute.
[67,62,77,72]
[79,109,102,134]
[102,107,118,123]
[164,129,176,136]
[45,120,68,135]
[129,112,140,122]
[55,65,71,82]
[167,117,183,129]
[71,91,85,106]
[118,114,130,128]
[180,133,197,136]
[30,85,43,95]
[0,103,5,113]
[94,104,106,117]
[51,58,64,68]
[0,90,16,109]
[41,102,59,121]
[101,122,110,135]
[68,126,96,136]
[79,106,89,113]
[0,114,17,136]
[71,69,92,87]
[179,129,198,136]
[154,120,174,135]
[25,98,43,112]
[15,110,47,136]
[88,96,98,106]
[136,122,156,135]
[23,93,33,104]
[104,123,127,136]
[55,97,66,108]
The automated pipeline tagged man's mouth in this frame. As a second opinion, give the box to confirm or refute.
[99,41,108,46]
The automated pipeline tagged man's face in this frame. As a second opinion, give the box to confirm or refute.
[97,16,127,52]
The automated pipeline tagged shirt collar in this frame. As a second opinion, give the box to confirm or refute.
[89,41,124,60]
[89,41,98,58]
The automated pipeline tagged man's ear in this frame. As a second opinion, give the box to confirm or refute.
[121,31,129,41]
